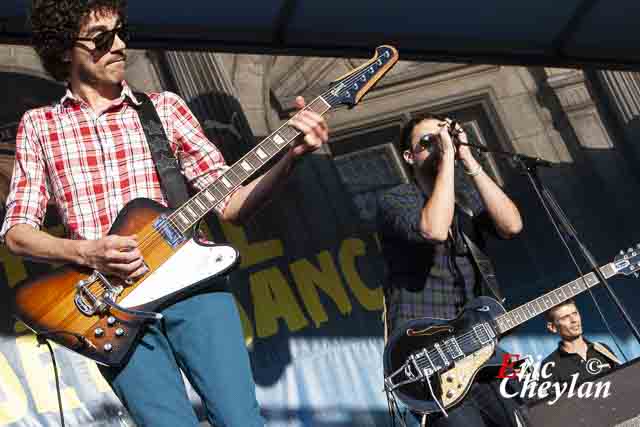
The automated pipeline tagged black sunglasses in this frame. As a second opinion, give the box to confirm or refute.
[75,25,129,55]
[414,133,439,152]
[414,119,465,152]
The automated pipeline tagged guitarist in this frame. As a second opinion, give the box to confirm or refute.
[542,299,620,390]
[377,116,523,426]
[0,1,328,426]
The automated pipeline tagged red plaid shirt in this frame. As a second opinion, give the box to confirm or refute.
[1,82,230,241]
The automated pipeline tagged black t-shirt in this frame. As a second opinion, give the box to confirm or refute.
[542,339,619,386]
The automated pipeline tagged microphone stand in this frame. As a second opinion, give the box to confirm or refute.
[458,140,640,347]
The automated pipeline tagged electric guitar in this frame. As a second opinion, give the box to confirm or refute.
[383,245,640,415]
[13,45,399,367]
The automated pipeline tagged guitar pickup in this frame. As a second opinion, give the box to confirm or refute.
[153,214,187,248]
[472,323,495,345]
[444,337,464,359]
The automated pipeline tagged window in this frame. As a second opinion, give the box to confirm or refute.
[330,104,506,229]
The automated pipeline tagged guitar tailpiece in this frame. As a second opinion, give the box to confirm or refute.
[424,369,448,419]
[99,297,163,321]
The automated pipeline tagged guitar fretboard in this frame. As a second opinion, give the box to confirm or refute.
[150,45,398,237]
[167,97,332,233]
[494,262,617,334]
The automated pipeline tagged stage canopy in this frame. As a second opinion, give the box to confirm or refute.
[1,0,639,70]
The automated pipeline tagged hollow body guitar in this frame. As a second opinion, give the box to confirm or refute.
[383,245,640,415]
[13,45,399,367]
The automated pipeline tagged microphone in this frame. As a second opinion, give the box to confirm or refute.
[418,130,460,155]
[422,124,565,168]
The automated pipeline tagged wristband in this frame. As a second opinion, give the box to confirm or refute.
[464,164,483,177]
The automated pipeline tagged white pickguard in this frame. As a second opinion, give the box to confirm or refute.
[119,240,239,308]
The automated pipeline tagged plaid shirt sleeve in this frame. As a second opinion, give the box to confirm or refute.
[160,92,231,217]
[0,111,51,243]
[377,184,429,244]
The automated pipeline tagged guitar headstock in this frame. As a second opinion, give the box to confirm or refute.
[324,45,399,108]
[614,243,640,277]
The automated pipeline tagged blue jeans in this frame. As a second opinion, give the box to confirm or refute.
[99,290,264,427]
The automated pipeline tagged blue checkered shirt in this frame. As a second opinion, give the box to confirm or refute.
[377,182,493,334]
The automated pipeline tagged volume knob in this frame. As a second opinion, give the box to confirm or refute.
[446,390,454,398]
[94,328,104,337]
[115,328,125,337]
[107,316,117,326]
[104,343,113,352]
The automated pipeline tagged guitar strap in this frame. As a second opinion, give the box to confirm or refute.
[134,92,190,209]
[462,232,505,303]
[456,204,506,304]
[593,342,622,365]
[133,93,230,293]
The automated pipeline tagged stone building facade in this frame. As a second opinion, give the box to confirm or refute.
[2,44,640,427]
[2,46,639,262]
[2,46,640,299]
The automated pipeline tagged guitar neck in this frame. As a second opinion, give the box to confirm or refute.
[167,96,333,233]
[157,44,399,234]
[494,262,618,334]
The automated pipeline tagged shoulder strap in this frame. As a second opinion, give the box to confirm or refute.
[133,92,189,208]
[456,205,506,303]
[461,232,505,303]
[593,342,622,365]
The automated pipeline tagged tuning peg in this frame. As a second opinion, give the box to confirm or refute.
[636,243,640,249]
[620,250,625,255]
[629,248,634,253]
[634,273,639,279]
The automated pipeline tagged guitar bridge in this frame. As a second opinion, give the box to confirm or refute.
[433,343,450,368]
[74,271,123,316]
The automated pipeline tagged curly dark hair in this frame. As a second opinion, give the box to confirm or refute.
[30,0,127,81]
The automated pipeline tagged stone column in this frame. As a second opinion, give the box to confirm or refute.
[160,51,256,163]
[544,67,639,231]
[545,68,614,151]
[598,70,640,125]
[596,70,640,164]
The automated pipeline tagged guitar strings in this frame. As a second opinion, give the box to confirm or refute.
[91,52,392,298]
[135,96,329,249]
[88,99,335,295]
[158,51,387,235]
[133,62,379,253]
[412,327,495,372]
[402,285,592,374]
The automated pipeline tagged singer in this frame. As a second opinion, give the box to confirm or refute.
[377,116,524,426]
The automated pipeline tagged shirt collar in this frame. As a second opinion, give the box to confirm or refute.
[60,81,142,108]
[557,337,593,357]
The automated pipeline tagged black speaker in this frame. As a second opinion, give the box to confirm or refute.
[525,357,640,426]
